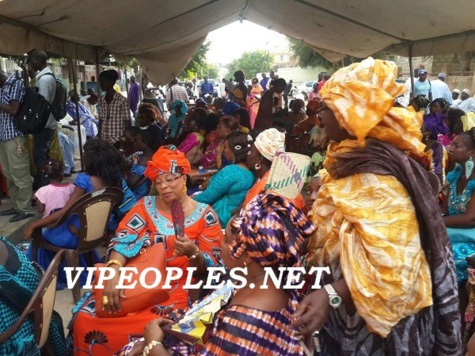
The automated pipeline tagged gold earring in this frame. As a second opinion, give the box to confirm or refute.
[183,185,187,194]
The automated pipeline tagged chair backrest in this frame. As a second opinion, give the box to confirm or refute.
[73,187,124,252]
[0,250,65,347]
[48,186,124,253]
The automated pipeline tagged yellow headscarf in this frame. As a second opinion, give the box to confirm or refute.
[319,57,425,157]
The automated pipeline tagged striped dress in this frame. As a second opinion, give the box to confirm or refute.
[199,291,304,356]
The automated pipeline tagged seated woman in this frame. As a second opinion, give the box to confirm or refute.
[439,108,466,147]
[198,113,221,169]
[291,100,320,136]
[233,107,251,132]
[120,193,316,356]
[178,116,205,165]
[167,100,188,140]
[293,58,461,354]
[194,132,254,228]
[0,237,66,355]
[25,140,136,287]
[67,90,99,140]
[69,146,223,355]
[243,128,305,209]
[136,103,166,146]
[287,99,307,126]
[215,115,241,169]
[422,112,449,186]
[443,128,475,285]
[125,127,158,199]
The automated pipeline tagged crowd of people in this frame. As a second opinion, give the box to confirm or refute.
[1,50,475,355]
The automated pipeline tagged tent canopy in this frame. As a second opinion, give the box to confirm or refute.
[1,0,474,84]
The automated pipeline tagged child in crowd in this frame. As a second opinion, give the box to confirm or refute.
[34,160,75,217]
[305,174,322,215]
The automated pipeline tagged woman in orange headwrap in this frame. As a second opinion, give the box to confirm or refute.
[70,146,223,355]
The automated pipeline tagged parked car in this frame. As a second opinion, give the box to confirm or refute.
[295,81,316,100]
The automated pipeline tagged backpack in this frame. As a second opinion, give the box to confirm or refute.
[13,86,51,134]
[38,72,67,121]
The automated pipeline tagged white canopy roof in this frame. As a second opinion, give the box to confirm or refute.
[1,0,474,83]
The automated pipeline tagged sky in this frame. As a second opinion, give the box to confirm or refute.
[206,20,288,66]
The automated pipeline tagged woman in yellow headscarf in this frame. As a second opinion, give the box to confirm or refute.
[292,58,461,354]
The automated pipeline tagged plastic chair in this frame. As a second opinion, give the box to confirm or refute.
[0,249,65,352]
[31,186,124,303]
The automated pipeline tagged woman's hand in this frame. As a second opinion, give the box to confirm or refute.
[24,222,38,239]
[173,235,198,258]
[102,266,125,314]
[291,289,331,335]
[127,340,146,356]
[200,177,210,190]
[144,318,174,344]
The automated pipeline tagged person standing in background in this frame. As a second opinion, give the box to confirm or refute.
[200,76,214,99]
[98,69,131,148]
[283,79,293,108]
[260,72,269,90]
[128,75,140,118]
[0,69,35,222]
[431,73,453,104]
[26,50,58,189]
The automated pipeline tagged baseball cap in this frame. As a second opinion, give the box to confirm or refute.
[437,73,446,80]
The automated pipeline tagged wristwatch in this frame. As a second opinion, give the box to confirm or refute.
[323,284,342,309]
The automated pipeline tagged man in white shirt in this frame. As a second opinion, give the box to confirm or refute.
[430,73,452,104]
[402,67,420,106]
[26,50,58,188]
[452,89,475,113]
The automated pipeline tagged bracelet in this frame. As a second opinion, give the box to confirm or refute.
[143,340,162,355]
[186,246,201,260]
[106,259,123,268]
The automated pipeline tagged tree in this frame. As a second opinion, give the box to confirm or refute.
[224,50,273,80]
[288,37,333,69]
[288,37,386,72]
[204,63,219,79]
[179,41,211,79]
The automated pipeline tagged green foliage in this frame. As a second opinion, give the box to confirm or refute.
[288,37,385,71]
[179,41,212,80]
[204,63,219,79]
[224,50,274,80]
[288,38,333,69]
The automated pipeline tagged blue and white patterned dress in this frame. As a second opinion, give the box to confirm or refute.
[446,165,475,283]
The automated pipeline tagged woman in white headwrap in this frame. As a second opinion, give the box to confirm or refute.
[243,128,305,209]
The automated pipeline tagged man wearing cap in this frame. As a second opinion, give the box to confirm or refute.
[452,89,461,102]
[452,89,475,113]
[430,73,452,104]
[413,69,432,100]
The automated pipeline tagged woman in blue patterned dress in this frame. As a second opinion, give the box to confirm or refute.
[0,237,66,355]
[443,128,475,283]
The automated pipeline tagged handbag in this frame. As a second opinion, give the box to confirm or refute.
[94,243,169,318]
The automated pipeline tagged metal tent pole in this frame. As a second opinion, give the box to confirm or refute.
[407,41,415,100]
[69,58,84,171]
[95,49,102,138]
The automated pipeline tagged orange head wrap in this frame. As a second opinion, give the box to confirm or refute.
[144,145,191,181]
